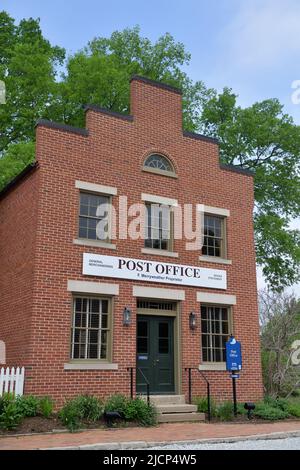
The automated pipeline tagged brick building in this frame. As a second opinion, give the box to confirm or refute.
[0,76,263,411]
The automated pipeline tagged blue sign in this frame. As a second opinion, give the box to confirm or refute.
[226,337,242,371]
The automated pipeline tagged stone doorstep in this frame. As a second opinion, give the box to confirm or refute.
[158,412,205,423]
[42,430,300,450]
[156,404,198,414]
[146,395,186,405]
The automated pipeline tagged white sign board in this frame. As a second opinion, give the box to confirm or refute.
[83,253,227,290]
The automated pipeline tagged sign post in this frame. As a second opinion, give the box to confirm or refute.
[226,336,242,417]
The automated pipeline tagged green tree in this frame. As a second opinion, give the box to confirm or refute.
[50,26,210,129]
[0,11,65,151]
[0,15,299,290]
[199,89,300,290]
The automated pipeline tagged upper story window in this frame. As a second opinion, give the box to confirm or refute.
[145,203,173,251]
[143,154,176,178]
[79,193,110,241]
[202,214,226,258]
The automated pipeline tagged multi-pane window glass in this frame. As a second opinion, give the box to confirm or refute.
[159,322,169,354]
[144,154,174,173]
[202,215,224,257]
[137,321,148,354]
[71,297,110,360]
[201,306,230,362]
[79,193,110,241]
[145,203,172,250]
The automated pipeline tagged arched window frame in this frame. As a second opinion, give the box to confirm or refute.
[142,153,177,178]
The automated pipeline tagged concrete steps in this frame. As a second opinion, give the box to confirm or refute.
[144,395,205,423]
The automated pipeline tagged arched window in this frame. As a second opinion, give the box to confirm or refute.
[143,154,176,177]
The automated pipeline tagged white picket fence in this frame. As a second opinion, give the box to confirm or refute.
[0,367,25,397]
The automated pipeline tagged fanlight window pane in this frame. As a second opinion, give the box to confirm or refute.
[144,154,174,173]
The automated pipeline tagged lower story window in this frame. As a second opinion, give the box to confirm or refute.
[201,305,231,362]
[71,297,111,360]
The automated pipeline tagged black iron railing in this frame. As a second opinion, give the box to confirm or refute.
[127,367,150,405]
[185,367,211,421]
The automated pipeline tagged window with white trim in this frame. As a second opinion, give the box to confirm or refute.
[79,192,110,241]
[201,305,231,362]
[145,203,173,251]
[71,297,111,360]
[202,214,226,258]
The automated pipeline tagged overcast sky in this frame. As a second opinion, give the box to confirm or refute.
[2,0,300,295]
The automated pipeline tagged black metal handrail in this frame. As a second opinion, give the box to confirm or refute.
[127,367,150,405]
[185,367,211,421]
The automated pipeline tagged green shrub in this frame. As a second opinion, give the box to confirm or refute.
[193,396,217,417]
[237,403,248,415]
[39,397,54,418]
[216,401,233,421]
[104,394,128,416]
[287,403,300,418]
[15,395,39,418]
[264,396,289,412]
[0,394,23,430]
[73,395,103,422]
[124,397,157,426]
[253,402,289,420]
[59,399,84,432]
[59,395,103,431]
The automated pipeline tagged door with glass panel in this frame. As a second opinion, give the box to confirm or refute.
[136,315,175,394]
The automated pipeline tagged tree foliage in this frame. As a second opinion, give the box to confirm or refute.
[260,290,300,397]
[0,12,299,289]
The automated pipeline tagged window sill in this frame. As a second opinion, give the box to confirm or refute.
[142,167,178,179]
[141,248,179,258]
[73,239,116,250]
[199,363,226,371]
[199,256,232,265]
[64,362,118,371]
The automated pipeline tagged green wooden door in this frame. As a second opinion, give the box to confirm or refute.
[136,315,175,394]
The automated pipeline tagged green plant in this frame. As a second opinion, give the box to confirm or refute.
[193,397,217,417]
[0,394,23,430]
[124,398,157,426]
[253,402,289,421]
[287,403,300,418]
[216,401,234,421]
[59,395,103,431]
[59,399,84,432]
[104,394,128,416]
[15,395,39,418]
[39,397,54,418]
[264,396,290,412]
[74,395,103,422]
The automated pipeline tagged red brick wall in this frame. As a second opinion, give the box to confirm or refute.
[0,169,39,370]
[0,77,263,406]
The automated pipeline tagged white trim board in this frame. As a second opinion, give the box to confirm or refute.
[133,286,185,301]
[197,292,236,305]
[141,193,178,207]
[75,180,118,196]
[67,280,119,296]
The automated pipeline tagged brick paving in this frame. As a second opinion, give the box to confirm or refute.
[0,421,300,450]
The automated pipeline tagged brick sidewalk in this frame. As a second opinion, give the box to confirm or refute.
[1,421,300,450]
